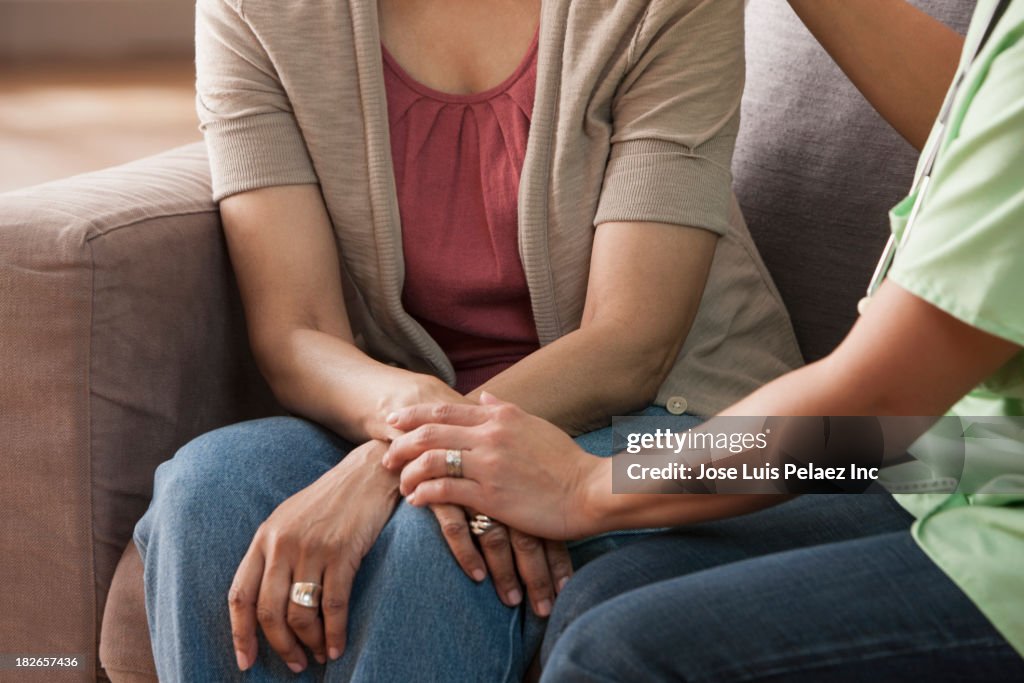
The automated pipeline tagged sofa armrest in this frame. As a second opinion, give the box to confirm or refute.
[0,144,277,681]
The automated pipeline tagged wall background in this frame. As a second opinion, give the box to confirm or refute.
[0,0,199,192]
[0,0,193,61]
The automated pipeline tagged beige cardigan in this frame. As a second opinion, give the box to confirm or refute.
[195,0,803,416]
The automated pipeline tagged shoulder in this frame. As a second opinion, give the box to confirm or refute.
[559,0,740,68]
[572,0,744,70]
[636,0,744,40]
[215,0,355,28]
[199,0,358,59]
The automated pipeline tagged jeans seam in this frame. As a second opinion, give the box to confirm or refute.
[501,605,523,683]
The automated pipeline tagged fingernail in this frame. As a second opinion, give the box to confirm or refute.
[537,599,552,617]
[472,568,486,582]
[235,650,249,671]
[507,589,522,606]
[386,412,399,424]
[557,576,569,592]
[329,647,341,661]
[287,662,304,674]
[407,491,417,505]
[314,652,326,665]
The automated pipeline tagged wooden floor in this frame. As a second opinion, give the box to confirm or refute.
[0,60,199,193]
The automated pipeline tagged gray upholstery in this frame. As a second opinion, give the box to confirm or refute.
[0,2,978,681]
[734,0,976,361]
[0,144,277,682]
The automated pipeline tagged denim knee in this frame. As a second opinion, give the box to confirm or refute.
[541,604,647,683]
[134,433,216,556]
[134,417,345,557]
[328,502,534,683]
[541,556,637,665]
[135,427,246,554]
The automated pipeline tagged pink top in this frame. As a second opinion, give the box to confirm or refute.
[383,35,540,393]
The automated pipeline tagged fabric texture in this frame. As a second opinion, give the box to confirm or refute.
[0,144,278,683]
[539,495,1024,681]
[883,0,1024,658]
[99,545,155,683]
[133,410,700,682]
[732,0,977,362]
[194,0,803,417]
[383,33,540,393]
[0,0,983,679]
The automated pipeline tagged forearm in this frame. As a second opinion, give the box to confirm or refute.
[470,221,713,435]
[787,0,963,150]
[585,353,906,532]
[469,324,673,436]
[220,184,466,442]
[270,310,669,443]
[261,328,464,443]
[585,476,786,535]
[587,276,1023,532]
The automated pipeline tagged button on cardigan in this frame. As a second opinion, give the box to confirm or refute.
[194,0,804,416]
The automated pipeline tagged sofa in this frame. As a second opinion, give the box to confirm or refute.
[0,1,974,681]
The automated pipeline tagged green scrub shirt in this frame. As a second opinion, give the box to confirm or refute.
[886,0,1024,658]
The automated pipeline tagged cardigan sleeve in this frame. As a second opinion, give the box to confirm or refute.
[195,0,319,201]
[594,0,744,235]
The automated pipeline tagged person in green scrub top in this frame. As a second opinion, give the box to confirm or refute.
[382,0,1024,679]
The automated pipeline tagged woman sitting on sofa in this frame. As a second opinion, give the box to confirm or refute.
[132,0,801,680]
[385,0,1024,679]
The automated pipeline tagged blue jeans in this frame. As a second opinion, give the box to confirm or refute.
[541,495,1024,682]
[134,407,698,682]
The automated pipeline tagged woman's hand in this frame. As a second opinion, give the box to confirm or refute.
[228,440,399,673]
[429,502,573,617]
[383,394,605,541]
[377,380,574,615]
[367,371,467,442]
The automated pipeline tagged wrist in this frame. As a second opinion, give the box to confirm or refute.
[344,439,401,501]
[575,456,618,537]
[361,371,463,441]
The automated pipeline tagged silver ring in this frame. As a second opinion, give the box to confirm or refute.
[470,513,496,536]
[445,449,463,478]
[289,582,322,609]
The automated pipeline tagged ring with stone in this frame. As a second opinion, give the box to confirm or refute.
[470,513,497,536]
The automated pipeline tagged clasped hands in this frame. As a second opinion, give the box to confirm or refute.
[228,393,584,673]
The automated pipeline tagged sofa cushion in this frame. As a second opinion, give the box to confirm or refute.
[733,0,976,362]
[100,543,157,683]
[0,143,278,681]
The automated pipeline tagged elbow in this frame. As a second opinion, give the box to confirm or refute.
[636,331,687,405]
[814,353,931,417]
[248,330,284,387]
[863,391,940,418]
[632,354,673,407]
[247,328,303,410]
[582,315,686,410]
[608,340,682,411]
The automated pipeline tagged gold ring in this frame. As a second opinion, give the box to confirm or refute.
[445,449,463,478]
